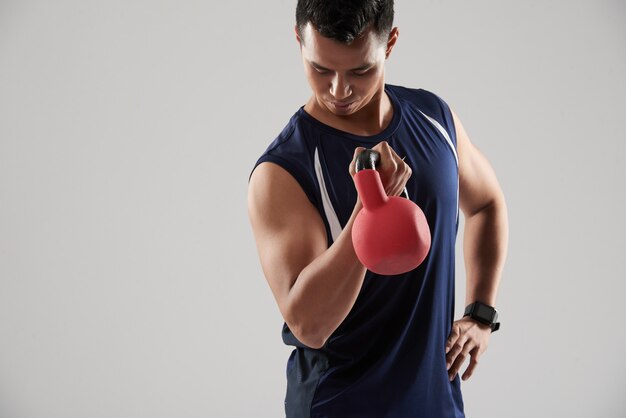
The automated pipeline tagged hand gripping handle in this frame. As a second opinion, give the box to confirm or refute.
[355,149,408,199]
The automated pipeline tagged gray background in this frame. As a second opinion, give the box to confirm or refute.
[1,0,624,417]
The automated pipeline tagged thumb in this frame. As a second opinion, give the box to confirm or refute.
[350,147,368,175]
[353,146,367,160]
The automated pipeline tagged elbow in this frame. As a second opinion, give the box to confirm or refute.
[467,196,506,218]
[286,314,328,350]
[300,332,327,350]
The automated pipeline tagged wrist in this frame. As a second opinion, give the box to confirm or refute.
[463,301,500,333]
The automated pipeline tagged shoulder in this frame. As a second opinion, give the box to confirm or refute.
[387,84,452,120]
[250,109,313,173]
[249,108,320,207]
[387,83,457,145]
[263,110,305,154]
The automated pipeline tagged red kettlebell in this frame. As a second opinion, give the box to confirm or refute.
[351,149,431,275]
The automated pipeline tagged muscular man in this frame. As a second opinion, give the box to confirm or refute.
[247,1,509,416]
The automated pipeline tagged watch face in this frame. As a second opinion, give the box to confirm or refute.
[475,304,495,321]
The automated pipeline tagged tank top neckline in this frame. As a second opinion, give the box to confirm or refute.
[297,84,403,144]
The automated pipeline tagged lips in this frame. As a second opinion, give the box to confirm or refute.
[332,101,353,108]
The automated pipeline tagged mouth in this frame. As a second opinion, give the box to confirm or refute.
[330,100,354,110]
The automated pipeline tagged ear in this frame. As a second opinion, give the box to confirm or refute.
[384,27,399,58]
[294,24,302,47]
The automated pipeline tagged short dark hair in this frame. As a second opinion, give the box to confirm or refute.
[296,0,394,45]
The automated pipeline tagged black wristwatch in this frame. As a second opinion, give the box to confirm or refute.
[464,301,500,332]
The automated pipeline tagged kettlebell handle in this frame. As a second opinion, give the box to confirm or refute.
[355,149,409,199]
[355,149,380,172]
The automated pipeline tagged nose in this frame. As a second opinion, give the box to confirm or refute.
[330,74,352,101]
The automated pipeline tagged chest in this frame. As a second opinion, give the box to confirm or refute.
[315,120,458,230]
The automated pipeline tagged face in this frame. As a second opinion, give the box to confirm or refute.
[296,22,397,117]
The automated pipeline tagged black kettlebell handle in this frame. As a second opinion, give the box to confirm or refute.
[355,149,380,172]
[355,149,409,199]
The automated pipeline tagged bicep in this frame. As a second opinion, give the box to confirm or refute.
[452,108,504,217]
[247,162,328,323]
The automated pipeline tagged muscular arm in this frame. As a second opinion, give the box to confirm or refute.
[247,162,367,349]
[453,109,509,308]
[440,108,509,382]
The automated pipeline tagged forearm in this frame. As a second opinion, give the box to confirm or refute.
[288,198,367,348]
[463,198,509,307]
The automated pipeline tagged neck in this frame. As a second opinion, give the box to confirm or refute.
[304,86,393,137]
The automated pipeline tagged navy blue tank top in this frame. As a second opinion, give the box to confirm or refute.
[249,84,464,417]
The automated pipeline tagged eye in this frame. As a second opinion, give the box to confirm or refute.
[313,67,330,74]
[353,67,374,76]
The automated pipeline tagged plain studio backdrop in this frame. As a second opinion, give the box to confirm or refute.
[0,0,624,417]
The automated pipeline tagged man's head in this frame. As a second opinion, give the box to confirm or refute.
[296,0,394,46]
[295,0,398,118]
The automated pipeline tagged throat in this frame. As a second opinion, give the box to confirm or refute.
[305,94,394,137]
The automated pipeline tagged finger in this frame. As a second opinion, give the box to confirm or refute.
[397,156,412,196]
[448,344,473,381]
[350,146,367,175]
[445,326,461,354]
[352,146,367,163]
[462,351,480,381]
[373,141,398,170]
[353,146,367,158]
[448,353,466,381]
[388,156,413,198]
[373,142,410,196]
[378,140,402,159]
[445,336,467,369]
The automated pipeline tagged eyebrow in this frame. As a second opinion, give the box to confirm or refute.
[309,60,374,71]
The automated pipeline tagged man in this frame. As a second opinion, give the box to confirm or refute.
[247,1,509,416]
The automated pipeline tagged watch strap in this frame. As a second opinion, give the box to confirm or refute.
[463,301,500,333]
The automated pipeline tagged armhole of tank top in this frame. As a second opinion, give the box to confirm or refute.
[251,123,335,249]
[252,154,319,211]
[250,120,318,204]
[428,91,458,151]
[434,93,461,235]
[417,88,461,232]
[429,93,459,230]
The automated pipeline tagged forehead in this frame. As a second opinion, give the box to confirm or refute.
[301,22,384,68]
